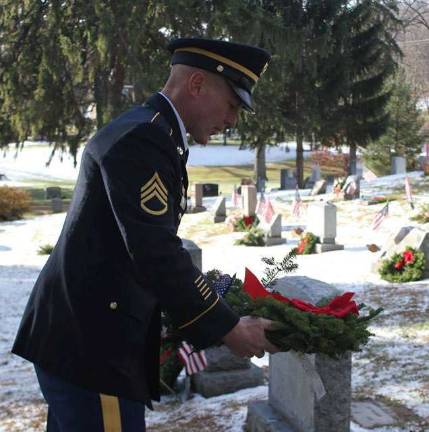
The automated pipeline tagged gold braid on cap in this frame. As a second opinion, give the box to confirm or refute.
[174,47,259,83]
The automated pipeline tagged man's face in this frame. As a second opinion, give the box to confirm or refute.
[190,74,242,145]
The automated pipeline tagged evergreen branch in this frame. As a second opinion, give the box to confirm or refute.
[261,249,298,288]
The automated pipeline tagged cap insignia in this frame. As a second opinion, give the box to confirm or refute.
[261,62,269,75]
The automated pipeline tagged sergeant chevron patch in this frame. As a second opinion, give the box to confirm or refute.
[140,172,168,216]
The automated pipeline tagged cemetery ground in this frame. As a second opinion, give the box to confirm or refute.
[1,188,428,430]
[0,159,428,430]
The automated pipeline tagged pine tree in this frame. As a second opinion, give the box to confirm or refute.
[204,0,286,186]
[0,0,213,160]
[363,69,425,175]
[317,1,400,174]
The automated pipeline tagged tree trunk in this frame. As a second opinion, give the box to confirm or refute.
[94,69,107,130]
[108,57,126,120]
[349,143,357,175]
[296,128,304,187]
[255,143,267,191]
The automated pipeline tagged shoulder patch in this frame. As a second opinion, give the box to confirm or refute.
[140,172,168,216]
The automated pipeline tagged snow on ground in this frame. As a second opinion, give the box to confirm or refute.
[0,169,428,431]
[0,141,302,184]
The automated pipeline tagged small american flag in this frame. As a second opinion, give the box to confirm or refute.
[345,180,357,196]
[178,341,207,375]
[263,197,275,223]
[256,195,266,216]
[292,187,302,218]
[372,202,389,230]
[404,176,414,209]
[231,186,241,208]
[210,273,233,297]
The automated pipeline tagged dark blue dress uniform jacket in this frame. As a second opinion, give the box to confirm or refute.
[12,93,239,406]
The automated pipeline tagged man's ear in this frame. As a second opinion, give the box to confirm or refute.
[188,70,207,97]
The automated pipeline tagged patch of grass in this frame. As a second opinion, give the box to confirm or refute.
[187,161,344,194]
[177,213,231,244]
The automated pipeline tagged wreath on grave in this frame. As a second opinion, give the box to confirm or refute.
[160,251,382,392]
[333,177,346,194]
[295,232,319,255]
[379,246,426,283]
[234,227,265,246]
[365,195,388,205]
[233,214,260,232]
[410,204,429,224]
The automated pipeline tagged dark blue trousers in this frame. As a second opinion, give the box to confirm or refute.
[35,366,146,432]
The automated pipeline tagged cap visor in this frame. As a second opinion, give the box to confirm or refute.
[227,81,254,113]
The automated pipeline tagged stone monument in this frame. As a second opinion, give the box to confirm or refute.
[182,239,202,270]
[264,214,285,246]
[280,169,296,190]
[391,156,406,175]
[246,276,351,432]
[310,179,327,196]
[46,186,62,199]
[202,183,219,197]
[51,197,63,213]
[242,185,257,217]
[306,202,344,253]
[342,175,360,200]
[373,226,429,278]
[213,196,226,223]
[190,183,206,212]
[192,345,264,397]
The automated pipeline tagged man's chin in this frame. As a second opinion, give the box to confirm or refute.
[193,136,209,145]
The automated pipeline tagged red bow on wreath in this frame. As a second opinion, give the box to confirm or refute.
[243,268,359,318]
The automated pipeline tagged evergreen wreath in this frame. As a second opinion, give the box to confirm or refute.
[233,214,260,232]
[159,251,382,390]
[208,254,382,359]
[410,204,429,224]
[295,232,319,254]
[333,177,346,193]
[159,338,182,395]
[234,227,265,246]
[379,246,426,283]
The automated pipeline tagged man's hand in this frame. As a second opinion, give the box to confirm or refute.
[221,316,280,358]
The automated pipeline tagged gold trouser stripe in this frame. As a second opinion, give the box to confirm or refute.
[99,394,122,432]
[178,295,220,329]
[175,47,258,83]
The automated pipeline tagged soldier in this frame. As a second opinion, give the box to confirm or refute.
[12,37,278,431]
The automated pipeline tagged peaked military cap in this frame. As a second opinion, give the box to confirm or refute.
[167,37,271,112]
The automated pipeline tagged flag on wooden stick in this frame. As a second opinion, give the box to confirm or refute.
[231,185,241,208]
[177,341,207,375]
[372,202,389,230]
[292,187,302,218]
[262,197,275,223]
[256,194,266,216]
[404,176,414,210]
